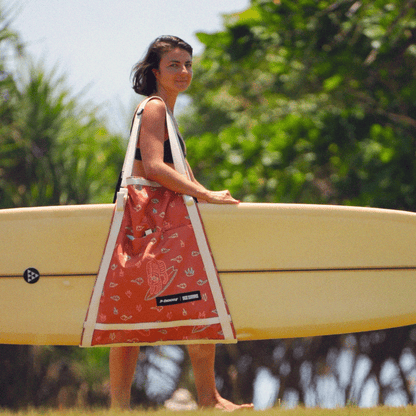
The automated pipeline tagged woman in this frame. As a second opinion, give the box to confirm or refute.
[110,36,253,411]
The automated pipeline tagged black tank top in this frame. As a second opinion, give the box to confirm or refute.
[134,131,186,164]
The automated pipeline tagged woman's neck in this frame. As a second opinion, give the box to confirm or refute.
[152,88,177,113]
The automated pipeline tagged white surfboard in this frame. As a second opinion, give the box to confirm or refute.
[1,202,416,345]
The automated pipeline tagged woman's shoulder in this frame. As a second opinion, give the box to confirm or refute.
[141,96,166,111]
[138,97,166,128]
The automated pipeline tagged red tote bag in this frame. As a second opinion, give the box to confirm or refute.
[80,97,236,347]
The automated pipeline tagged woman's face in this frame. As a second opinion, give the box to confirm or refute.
[153,47,193,94]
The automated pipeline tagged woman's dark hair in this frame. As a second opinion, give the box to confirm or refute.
[131,35,193,96]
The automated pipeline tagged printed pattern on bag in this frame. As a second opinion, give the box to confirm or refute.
[90,184,233,345]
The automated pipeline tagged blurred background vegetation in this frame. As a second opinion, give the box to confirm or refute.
[1,0,416,410]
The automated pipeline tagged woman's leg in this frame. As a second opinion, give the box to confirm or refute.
[109,343,252,410]
[187,344,253,410]
[109,346,141,409]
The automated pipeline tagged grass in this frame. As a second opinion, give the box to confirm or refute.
[1,407,416,416]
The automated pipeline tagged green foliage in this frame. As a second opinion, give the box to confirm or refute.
[181,0,416,210]
[0,64,125,208]
[68,347,110,391]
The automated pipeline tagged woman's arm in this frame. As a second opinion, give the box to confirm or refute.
[139,100,238,204]
[185,160,201,185]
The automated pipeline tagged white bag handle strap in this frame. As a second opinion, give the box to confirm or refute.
[165,110,188,177]
[120,97,152,187]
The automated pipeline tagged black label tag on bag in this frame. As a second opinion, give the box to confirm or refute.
[156,291,201,306]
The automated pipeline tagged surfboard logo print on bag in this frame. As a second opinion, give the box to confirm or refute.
[144,259,177,300]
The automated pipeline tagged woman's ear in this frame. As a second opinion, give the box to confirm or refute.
[152,68,159,79]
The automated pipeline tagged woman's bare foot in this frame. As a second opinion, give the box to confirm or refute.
[200,391,254,411]
[187,344,254,411]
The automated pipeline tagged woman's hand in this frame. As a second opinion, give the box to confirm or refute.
[200,190,240,204]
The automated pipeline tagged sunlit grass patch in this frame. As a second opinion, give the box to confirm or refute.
[1,406,416,416]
